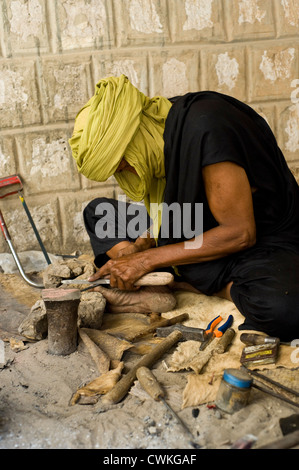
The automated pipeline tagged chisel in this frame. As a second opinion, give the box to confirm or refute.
[136,366,200,448]
[61,272,174,291]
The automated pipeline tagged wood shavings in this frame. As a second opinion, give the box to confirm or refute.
[81,328,133,361]
[70,362,124,405]
[182,373,222,409]
[167,340,208,373]
[78,328,110,374]
[9,338,29,352]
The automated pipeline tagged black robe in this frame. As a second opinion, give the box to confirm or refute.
[158,92,299,341]
[160,91,299,250]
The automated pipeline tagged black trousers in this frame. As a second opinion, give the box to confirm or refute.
[84,197,299,342]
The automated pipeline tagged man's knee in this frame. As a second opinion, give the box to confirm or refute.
[238,291,299,342]
[268,293,299,341]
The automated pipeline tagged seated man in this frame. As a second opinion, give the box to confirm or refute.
[69,75,299,342]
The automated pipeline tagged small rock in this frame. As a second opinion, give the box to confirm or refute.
[148,426,157,435]
[78,291,106,329]
[18,299,47,341]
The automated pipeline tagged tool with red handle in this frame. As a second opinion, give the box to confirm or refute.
[0,174,51,288]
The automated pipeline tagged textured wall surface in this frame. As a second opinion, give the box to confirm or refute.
[0,0,298,255]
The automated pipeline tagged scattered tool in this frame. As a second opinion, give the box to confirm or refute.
[240,333,280,346]
[242,366,299,409]
[61,271,174,292]
[102,330,183,405]
[125,312,189,342]
[0,174,51,288]
[136,366,200,448]
[196,327,236,373]
[243,368,299,399]
[156,324,206,342]
[240,342,279,366]
[199,314,234,351]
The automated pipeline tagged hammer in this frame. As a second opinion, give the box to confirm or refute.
[156,324,206,342]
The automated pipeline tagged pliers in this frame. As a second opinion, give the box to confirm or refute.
[199,314,234,351]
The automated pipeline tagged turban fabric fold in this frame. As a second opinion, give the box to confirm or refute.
[69,75,172,236]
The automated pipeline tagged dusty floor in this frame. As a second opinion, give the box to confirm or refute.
[0,271,299,452]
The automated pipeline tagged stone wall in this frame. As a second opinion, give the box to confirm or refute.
[0,0,298,256]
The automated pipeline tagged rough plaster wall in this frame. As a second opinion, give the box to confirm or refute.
[0,0,298,255]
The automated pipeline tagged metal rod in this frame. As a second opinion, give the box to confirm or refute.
[0,209,44,288]
[6,239,44,289]
[252,383,299,409]
[246,368,299,398]
[18,192,51,265]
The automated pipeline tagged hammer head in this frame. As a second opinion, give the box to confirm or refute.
[156,324,205,342]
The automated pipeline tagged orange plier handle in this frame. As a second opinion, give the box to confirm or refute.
[205,314,234,338]
[205,315,222,335]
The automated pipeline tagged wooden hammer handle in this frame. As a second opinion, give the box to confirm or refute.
[102,330,182,405]
[125,312,189,342]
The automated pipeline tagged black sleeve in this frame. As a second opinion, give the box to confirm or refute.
[200,120,248,171]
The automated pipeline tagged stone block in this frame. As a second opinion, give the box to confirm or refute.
[92,51,149,95]
[41,56,93,123]
[248,43,298,101]
[0,195,61,253]
[114,0,170,46]
[168,0,226,43]
[149,49,200,97]
[202,46,247,101]
[0,136,16,176]
[0,59,41,128]
[276,0,299,37]
[224,0,275,40]
[3,0,50,55]
[55,0,115,51]
[58,187,115,254]
[276,101,299,162]
[15,128,81,195]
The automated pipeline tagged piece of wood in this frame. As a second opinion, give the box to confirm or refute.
[214,328,236,354]
[125,313,189,342]
[78,328,110,374]
[102,330,183,405]
[42,288,80,356]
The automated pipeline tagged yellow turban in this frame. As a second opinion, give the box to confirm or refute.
[69,75,172,235]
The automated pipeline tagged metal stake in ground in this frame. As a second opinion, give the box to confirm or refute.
[42,288,81,356]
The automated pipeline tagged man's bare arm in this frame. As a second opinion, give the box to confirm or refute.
[90,162,256,288]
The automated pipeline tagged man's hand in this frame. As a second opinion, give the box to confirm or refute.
[88,251,152,290]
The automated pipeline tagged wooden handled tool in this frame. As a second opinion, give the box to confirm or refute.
[240,333,279,346]
[102,330,182,405]
[136,366,197,444]
[62,272,174,290]
[125,312,189,342]
[196,328,236,374]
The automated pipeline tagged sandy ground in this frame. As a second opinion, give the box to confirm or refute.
[0,272,299,453]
